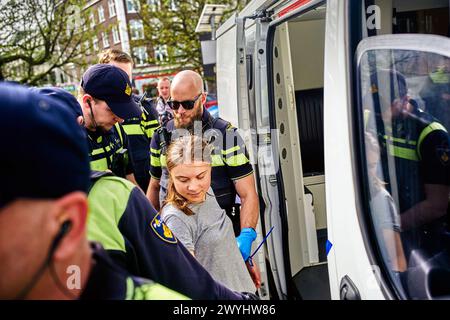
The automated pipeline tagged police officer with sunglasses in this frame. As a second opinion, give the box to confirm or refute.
[146,71,261,278]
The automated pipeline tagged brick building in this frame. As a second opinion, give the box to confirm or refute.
[55,0,174,95]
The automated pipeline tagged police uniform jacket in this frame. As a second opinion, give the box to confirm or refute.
[87,171,247,299]
[121,94,160,190]
[86,123,134,178]
[81,242,187,300]
[149,108,254,210]
[374,101,450,213]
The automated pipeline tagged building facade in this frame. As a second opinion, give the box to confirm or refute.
[55,0,174,95]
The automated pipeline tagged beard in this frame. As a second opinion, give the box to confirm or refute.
[174,106,203,131]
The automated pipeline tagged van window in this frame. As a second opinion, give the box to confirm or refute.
[358,0,450,299]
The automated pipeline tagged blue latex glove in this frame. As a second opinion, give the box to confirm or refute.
[236,228,257,261]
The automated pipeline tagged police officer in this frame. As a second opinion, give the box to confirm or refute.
[78,64,140,183]
[36,87,257,300]
[146,70,260,265]
[98,49,160,192]
[367,69,450,253]
[34,87,85,126]
[0,83,186,300]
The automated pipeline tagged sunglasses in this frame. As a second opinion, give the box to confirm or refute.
[168,93,202,110]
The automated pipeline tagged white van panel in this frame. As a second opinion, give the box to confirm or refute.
[324,0,385,299]
[216,25,240,127]
[288,19,326,91]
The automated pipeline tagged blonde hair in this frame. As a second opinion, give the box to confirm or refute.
[163,135,213,215]
[98,49,134,65]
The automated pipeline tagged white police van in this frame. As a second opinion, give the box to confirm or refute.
[216,0,450,300]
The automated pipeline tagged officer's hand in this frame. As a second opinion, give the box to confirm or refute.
[236,227,257,261]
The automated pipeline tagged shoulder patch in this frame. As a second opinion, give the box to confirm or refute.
[150,213,178,244]
[436,144,450,166]
[125,84,132,96]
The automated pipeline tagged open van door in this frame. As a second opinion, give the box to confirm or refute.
[217,3,289,299]
[218,0,333,300]
[268,1,330,300]
[217,0,314,299]
[325,0,450,300]
[235,7,293,300]
[232,0,332,300]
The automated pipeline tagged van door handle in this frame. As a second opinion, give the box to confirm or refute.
[340,276,361,300]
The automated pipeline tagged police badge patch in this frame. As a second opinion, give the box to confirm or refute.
[150,213,177,244]
[436,144,450,166]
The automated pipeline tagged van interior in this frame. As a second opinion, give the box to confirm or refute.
[269,0,449,300]
[271,3,329,300]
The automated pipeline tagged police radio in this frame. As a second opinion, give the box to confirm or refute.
[111,148,129,178]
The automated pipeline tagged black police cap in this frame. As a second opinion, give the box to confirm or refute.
[0,83,90,209]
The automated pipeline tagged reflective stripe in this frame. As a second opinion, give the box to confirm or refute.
[90,158,109,171]
[150,148,161,154]
[145,127,158,140]
[130,281,189,300]
[231,170,254,181]
[211,154,225,167]
[222,145,241,155]
[417,122,447,160]
[388,144,419,161]
[122,124,144,136]
[142,120,160,139]
[384,135,417,146]
[153,153,234,167]
[151,155,161,167]
[91,145,111,156]
[142,119,159,127]
[87,176,136,253]
[90,146,124,165]
[429,70,450,84]
[125,278,134,300]
[115,123,124,145]
[224,153,249,166]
